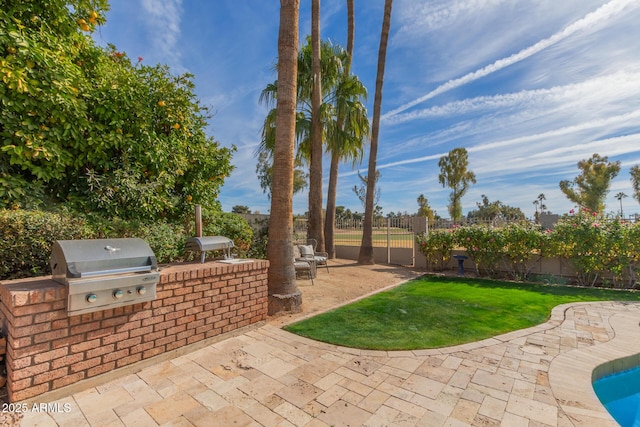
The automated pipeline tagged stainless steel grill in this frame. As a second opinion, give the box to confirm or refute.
[185,236,234,263]
[51,238,159,316]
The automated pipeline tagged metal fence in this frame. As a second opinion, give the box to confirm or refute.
[333,217,417,248]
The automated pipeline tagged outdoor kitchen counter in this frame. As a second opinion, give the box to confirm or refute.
[0,259,269,402]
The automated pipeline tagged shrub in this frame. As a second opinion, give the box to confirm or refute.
[455,225,504,277]
[201,211,253,257]
[416,229,455,270]
[549,209,640,288]
[500,223,546,281]
[0,209,91,279]
[0,208,254,280]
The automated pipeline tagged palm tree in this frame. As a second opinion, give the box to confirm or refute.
[358,0,393,265]
[324,0,369,259]
[267,0,301,315]
[615,192,627,217]
[308,0,324,251]
[258,37,369,257]
[533,193,546,222]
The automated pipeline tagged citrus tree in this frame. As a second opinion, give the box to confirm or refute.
[1,0,233,220]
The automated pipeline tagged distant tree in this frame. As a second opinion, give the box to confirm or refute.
[615,192,627,217]
[231,205,251,214]
[631,165,640,206]
[559,153,620,212]
[533,193,547,222]
[467,195,525,222]
[417,194,435,222]
[438,148,476,222]
[353,171,381,212]
[255,151,308,199]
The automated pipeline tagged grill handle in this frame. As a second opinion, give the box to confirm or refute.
[78,265,152,278]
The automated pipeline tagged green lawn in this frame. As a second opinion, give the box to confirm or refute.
[284,275,639,350]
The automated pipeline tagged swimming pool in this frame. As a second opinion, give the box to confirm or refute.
[593,365,640,427]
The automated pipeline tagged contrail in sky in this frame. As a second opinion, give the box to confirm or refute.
[364,108,640,173]
[382,0,639,121]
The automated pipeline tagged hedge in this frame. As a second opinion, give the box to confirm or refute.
[417,210,640,289]
[0,209,253,280]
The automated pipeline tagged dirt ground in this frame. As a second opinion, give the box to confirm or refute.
[267,258,426,327]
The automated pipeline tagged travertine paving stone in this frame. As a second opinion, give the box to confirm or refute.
[16,301,640,427]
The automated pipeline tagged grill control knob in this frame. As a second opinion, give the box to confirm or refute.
[137,286,147,295]
[86,294,97,303]
[113,289,124,299]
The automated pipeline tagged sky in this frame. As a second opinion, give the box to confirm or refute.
[95,0,640,218]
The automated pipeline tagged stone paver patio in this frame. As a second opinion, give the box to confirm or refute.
[17,299,640,426]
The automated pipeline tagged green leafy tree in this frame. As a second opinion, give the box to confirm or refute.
[255,151,308,199]
[0,1,233,220]
[438,148,476,222]
[0,0,109,207]
[559,153,620,213]
[231,205,251,214]
[353,171,381,212]
[416,194,435,222]
[467,195,525,223]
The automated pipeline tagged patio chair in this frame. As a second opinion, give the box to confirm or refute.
[298,239,329,273]
[293,245,314,284]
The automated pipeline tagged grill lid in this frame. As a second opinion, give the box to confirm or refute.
[185,236,234,263]
[51,238,158,281]
[185,236,234,252]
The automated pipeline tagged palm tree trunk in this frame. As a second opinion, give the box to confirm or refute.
[324,0,355,260]
[358,0,392,265]
[346,0,354,72]
[268,0,301,315]
[308,0,325,251]
[324,151,340,258]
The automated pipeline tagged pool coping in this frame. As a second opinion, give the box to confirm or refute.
[549,303,640,426]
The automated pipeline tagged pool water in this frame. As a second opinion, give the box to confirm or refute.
[593,365,640,427]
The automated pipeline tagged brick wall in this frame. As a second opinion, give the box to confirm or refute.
[0,260,268,402]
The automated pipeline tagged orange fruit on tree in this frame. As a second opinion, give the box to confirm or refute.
[157,100,166,107]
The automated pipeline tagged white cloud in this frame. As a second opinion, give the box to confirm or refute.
[385,0,640,119]
[385,71,640,126]
[140,0,184,69]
